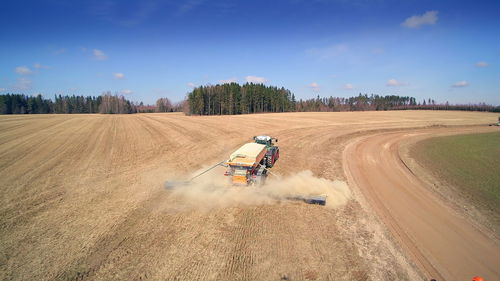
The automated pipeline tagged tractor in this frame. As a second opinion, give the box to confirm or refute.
[253,135,280,168]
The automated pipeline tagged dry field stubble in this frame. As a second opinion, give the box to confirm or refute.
[0,111,497,281]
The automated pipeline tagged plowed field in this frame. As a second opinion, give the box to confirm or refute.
[1,111,498,281]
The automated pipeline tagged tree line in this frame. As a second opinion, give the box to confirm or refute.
[187,84,499,114]
[2,85,498,115]
[187,83,295,115]
[0,94,54,114]
[295,94,418,112]
[295,94,499,112]
[0,93,183,114]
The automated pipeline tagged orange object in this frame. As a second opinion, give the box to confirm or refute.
[472,277,484,281]
[231,174,248,185]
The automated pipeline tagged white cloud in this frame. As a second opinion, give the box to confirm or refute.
[34,63,50,69]
[119,89,133,95]
[452,80,469,88]
[343,83,353,90]
[113,72,125,79]
[401,11,438,28]
[0,88,6,92]
[245,75,268,84]
[15,77,32,90]
[475,61,489,67]
[93,49,108,60]
[187,82,196,88]
[306,44,348,59]
[386,78,407,87]
[15,66,32,75]
[309,82,320,92]
[219,78,238,84]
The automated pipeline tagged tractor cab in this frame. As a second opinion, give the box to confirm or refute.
[253,135,277,147]
[253,135,280,168]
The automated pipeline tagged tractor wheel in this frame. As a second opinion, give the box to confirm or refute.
[266,155,273,168]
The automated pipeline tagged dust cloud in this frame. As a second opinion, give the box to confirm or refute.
[167,170,351,210]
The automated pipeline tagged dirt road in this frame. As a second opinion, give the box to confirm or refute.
[0,111,498,280]
[344,128,500,280]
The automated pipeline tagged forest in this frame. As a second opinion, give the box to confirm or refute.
[295,95,499,112]
[186,83,500,114]
[0,93,181,114]
[1,83,499,115]
[187,83,294,115]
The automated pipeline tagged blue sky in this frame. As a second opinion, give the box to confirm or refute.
[1,0,499,104]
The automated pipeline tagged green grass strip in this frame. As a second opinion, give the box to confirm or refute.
[411,132,500,213]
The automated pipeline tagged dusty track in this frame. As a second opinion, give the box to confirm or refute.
[344,128,500,280]
[0,111,498,280]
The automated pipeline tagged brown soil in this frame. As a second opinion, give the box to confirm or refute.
[344,127,500,281]
[0,111,498,281]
